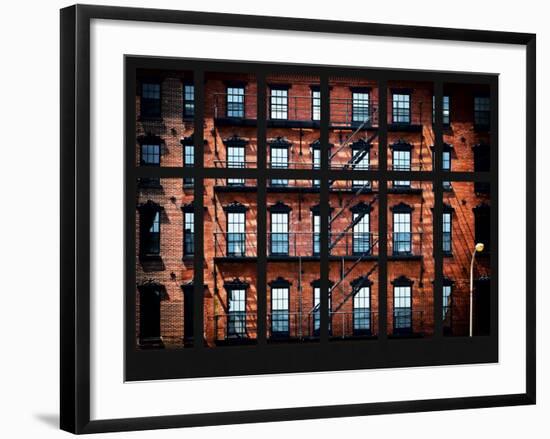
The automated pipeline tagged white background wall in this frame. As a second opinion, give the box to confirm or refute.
[0,0,546,437]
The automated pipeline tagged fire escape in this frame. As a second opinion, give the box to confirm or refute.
[308,111,380,335]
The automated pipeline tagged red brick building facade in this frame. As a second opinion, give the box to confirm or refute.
[134,69,492,348]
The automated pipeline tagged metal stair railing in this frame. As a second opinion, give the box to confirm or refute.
[329,112,378,162]
[329,184,375,226]
[332,263,378,313]
[307,242,379,315]
[329,195,378,251]
[340,131,379,170]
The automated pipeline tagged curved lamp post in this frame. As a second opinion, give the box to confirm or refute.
[469,242,485,337]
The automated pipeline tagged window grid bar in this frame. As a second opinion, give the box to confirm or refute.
[193,69,205,349]
[319,75,330,342]
[136,166,490,182]
[377,79,388,340]
[256,74,267,344]
[433,81,444,339]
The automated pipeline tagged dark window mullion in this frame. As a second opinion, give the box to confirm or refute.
[193,69,205,349]
[377,79,388,340]
[319,75,330,343]
[256,74,267,344]
[433,81,444,338]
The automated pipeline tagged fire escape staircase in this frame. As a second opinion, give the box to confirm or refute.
[307,114,381,321]
[307,193,379,316]
[328,113,378,189]
[308,259,379,315]
[329,194,378,251]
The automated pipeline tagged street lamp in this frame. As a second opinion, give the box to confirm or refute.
[469,242,485,337]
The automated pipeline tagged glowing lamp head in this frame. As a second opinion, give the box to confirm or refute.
[475,243,485,253]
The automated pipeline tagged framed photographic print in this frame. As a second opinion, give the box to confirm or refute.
[60,4,536,434]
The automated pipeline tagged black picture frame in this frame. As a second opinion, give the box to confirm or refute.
[60,4,536,434]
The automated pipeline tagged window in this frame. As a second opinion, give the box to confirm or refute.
[474,204,491,251]
[432,95,450,125]
[183,207,194,256]
[311,88,321,121]
[227,286,246,338]
[227,142,246,186]
[227,211,246,257]
[442,278,454,335]
[138,284,162,342]
[182,138,194,187]
[312,282,332,335]
[182,284,194,342]
[474,96,490,128]
[352,277,372,335]
[392,203,412,255]
[392,276,413,334]
[442,146,452,189]
[183,84,194,117]
[392,92,410,124]
[312,142,321,187]
[270,140,289,186]
[141,82,161,119]
[139,204,161,256]
[442,284,452,319]
[352,91,370,124]
[226,86,245,118]
[473,144,490,193]
[141,143,160,166]
[270,88,288,119]
[442,279,453,320]
[351,202,371,256]
[392,142,411,187]
[311,205,331,257]
[312,212,321,256]
[351,140,370,188]
[270,280,290,337]
[270,212,289,256]
[442,209,453,255]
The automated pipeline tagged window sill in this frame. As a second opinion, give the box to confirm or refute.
[388,123,422,132]
[139,254,162,262]
[138,181,163,190]
[138,116,163,123]
[388,187,422,195]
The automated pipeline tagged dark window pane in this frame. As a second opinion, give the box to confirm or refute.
[474,96,490,127]
[141,83,161,118]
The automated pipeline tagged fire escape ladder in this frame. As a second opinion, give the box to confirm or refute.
[329,195,378,251]
[307,241,379,315]
[329,185,375,226]
[329,211,366,251]
[342,131,379,170]
[329,115,377,162]
[332,262,379,313]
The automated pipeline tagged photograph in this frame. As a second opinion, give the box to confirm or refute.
[133,67,493,352]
